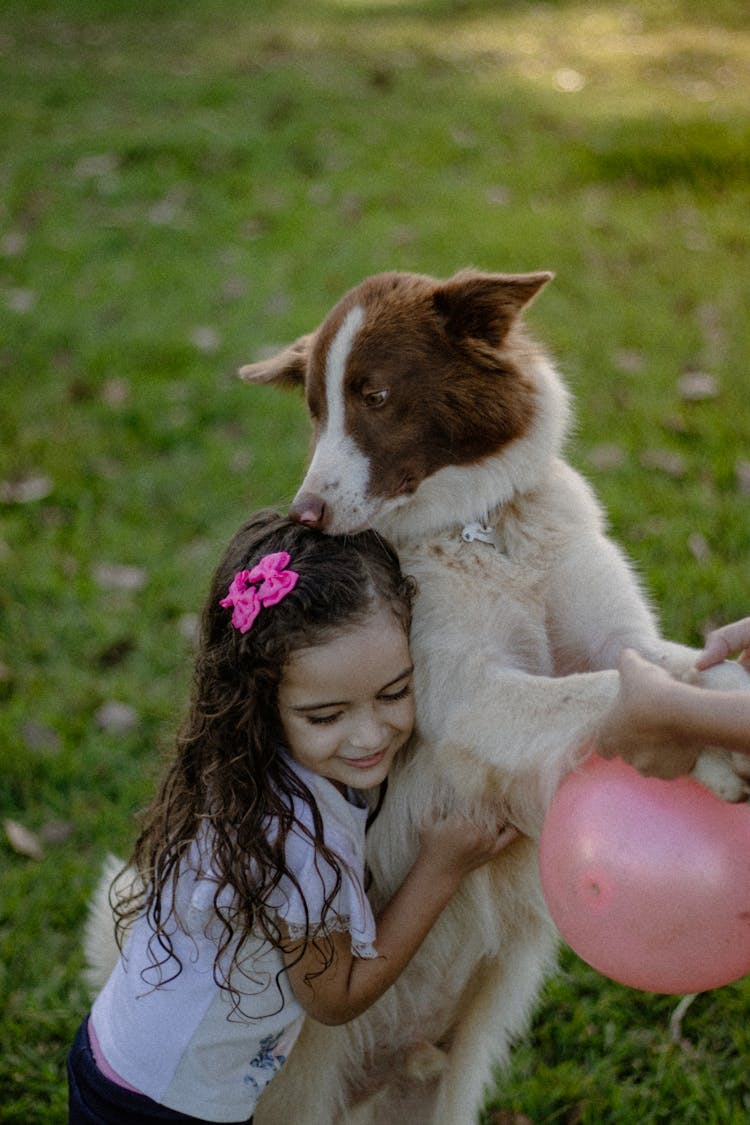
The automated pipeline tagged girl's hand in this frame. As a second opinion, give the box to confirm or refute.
[418,811,519,883]
[696,617,750,672]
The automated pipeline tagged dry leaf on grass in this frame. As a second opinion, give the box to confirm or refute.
[588,443,626,470]
[736,461,750,496]
[687,532,711,562]
[0,474,53,503]
[677,371,719,401]
[639,449,687,477]
[95,701,139,734]
[4,818,43,860]
[93,563,148,591]
[21,720,62,755]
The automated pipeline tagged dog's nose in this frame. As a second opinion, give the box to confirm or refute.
[289,492,327,528]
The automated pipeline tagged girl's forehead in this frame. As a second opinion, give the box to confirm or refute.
[281,607,411,691]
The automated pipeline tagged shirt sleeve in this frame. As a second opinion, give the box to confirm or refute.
[265,797,377,959]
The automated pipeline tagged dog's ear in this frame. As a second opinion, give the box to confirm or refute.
[433,270,553,345]
[238,333,314,388]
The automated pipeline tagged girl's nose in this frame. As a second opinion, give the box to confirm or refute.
[349,711,388,750]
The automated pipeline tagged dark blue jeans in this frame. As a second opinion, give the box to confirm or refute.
[67,1017,254,1125]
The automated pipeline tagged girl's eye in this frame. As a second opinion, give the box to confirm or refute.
[306,712,341,726]
[363,388,389,408]
[380,682,413,704]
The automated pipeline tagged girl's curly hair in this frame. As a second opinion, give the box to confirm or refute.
[114,510,414,1012]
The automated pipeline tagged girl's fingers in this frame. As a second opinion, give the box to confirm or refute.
[696,618,750,671]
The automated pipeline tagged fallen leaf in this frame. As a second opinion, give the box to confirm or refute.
[6,288,36,313]
[189,325,222,353]
[101,377,131,407]
[639,449,687,477]
[736,461,750,496]
[74,153,119,178]
[677,371,719,401]
[612,348,645,375]
[0,474,53,503]
[148,188,187,226]
[95,701,139,734]
[555,67,586,92]
[178,613,200,645]
[93,563,148,591]
[21,720,62,755]
[687,532,710,562]
[4,818,43,860]
[588,443,626,470]
[1,230,27,257]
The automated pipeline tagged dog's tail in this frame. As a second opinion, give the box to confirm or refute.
[82,854,140,995]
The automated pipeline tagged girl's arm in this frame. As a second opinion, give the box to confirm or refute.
[283,814,518,1026]
[597,648,750,775]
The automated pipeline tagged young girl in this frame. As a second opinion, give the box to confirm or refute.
[68,510,517,1124]
[597,618,750,772]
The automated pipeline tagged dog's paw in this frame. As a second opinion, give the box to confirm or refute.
[692,748,749,803]
[402,1041,449,1083]
[730,751,750,783]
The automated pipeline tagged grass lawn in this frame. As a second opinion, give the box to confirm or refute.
[1,0,750,1120]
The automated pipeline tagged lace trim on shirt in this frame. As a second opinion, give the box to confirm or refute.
[285,914,378,959]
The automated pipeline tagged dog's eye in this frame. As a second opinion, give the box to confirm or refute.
[363,388,389,408]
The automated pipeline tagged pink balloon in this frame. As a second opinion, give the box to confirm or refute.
[539,753,750,993]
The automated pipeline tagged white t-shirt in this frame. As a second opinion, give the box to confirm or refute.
[91,756,377,1122]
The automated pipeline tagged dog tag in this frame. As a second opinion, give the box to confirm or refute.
[461,522,495,545]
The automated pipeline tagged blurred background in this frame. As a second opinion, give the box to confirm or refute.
[1,1,749,1120]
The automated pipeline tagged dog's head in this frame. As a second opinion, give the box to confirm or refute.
[240,269,560,537]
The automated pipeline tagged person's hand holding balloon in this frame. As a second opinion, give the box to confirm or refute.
[540,625,750,995]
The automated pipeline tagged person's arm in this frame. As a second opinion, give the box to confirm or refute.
[597,648,750,776]
[696,617,750,672]
[283,814,518,1025]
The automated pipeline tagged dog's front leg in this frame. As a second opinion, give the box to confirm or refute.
[428,666,622,838]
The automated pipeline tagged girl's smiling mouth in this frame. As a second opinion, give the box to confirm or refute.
[343,751,387,768]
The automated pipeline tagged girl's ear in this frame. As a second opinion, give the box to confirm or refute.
[238,333,315,388]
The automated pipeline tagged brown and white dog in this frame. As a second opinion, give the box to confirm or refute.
[240,269,750,1124]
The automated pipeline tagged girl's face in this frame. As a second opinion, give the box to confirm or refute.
[277,604,415,793]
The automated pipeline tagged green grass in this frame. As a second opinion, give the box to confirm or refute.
[1,0,750,1120]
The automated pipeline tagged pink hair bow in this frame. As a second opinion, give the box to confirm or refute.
[219,551,299,633]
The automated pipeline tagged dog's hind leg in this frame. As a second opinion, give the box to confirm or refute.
[431,921,558,1125]
[254,1020,353,1125]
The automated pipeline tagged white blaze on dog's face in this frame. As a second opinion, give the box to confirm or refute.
[239,269,553,534]
[300,304,373,531]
